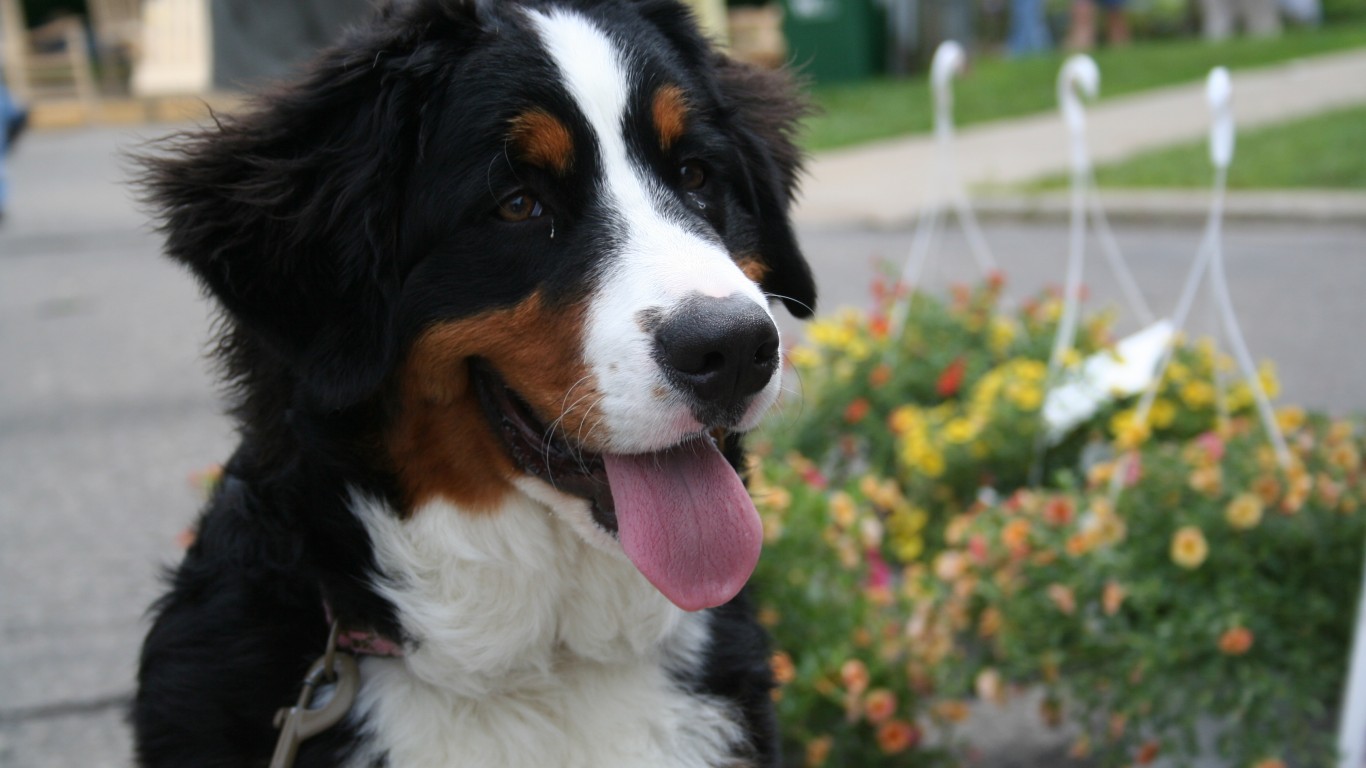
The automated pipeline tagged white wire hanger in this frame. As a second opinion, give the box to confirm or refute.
[1105,66,1292,507]
[888,41,1000,341]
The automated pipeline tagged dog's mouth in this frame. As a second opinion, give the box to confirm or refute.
[471,360,763,612]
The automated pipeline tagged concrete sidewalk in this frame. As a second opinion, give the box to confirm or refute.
[794,47,1366,229]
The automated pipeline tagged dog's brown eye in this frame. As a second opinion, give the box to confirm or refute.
[498,194,545,222]
[679,161,706,191]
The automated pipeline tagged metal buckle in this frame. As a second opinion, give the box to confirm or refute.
[269,622,360,768]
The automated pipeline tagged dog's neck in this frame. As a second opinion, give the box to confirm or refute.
[350,489,706,698]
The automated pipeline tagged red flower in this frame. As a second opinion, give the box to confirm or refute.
[936,357,967,398]
[844,398,870,424]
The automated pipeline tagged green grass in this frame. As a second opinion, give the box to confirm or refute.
[1029,103,1366,189]
[804,21,1366,151]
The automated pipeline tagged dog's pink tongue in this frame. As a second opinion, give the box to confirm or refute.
[603,439,762,612]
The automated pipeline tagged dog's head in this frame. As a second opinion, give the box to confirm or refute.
[148,0,815,611]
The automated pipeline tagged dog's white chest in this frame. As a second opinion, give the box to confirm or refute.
[345,493,745,768]
[346,654,742,768]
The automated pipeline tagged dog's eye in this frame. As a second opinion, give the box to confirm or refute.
[497,193,545,222]
[679,161,706,191]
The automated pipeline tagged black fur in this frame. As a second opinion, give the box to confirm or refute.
[134,1,812,765]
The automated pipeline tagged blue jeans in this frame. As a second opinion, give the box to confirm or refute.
[1009,0,1053,55]
[0,77,17,213]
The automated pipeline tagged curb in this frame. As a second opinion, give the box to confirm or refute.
[795,190,1366,231]
[26,93,246,131]
[973,190,1366,226]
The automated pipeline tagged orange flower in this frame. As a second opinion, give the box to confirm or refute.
[1048,583,1076,615]
[869,363,892,388]
[1136,740,1161,765]
[1251,759,1286,768]
[1002,518,1032,556]
[771,651,796,685]
[863,688,897,724]
[839,659,870,694]
[869,314,890,340]
[844,398,871,424]
[1218,626,1254,656]
[805,736,833,767]
[1102,581,1126,616]
[978,607,1002,638]
[1043,496,1074,526]
[876,720,921,754]
[933,700,971,723]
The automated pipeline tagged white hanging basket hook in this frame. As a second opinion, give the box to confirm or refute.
[931,41,967,136]
[1058,54,1100,166]
[1207,67,1235,169]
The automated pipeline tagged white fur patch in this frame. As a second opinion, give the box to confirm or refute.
[345,493,746,768]
[526,8,783,454]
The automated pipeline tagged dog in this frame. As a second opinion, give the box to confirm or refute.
[133,0,815,765]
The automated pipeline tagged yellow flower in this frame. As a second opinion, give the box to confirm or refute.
[1258,361,1281,399]
[1111,409,1151,450]
[942,417,977,444]
[1006,382,1043,412]
[1150,398,1177,429]
[1171,526,1209,569]
[830,492,857,530]
[1225,493,1264,530]
[1168,361,1191,382]
[989,316,1017,353]
[1277,405,1306,433]
[889,405,920,435]
[787,346,820,369]
[1189,465,1223,496]
[1181,380,1217,410]
[895,536,925,562]
[806,319,855,349]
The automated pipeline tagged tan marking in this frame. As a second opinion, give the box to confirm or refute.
[652,85,688,152]
[388,294,599,515]
[509,110,575,175]
[735,254,770,284]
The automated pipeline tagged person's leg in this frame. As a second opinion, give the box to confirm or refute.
[1201,0,1234,40]
[1101,0,1131,45]
[1241,0,1283,36]
[1067,0,1097,50]
[1009,0,1054,55]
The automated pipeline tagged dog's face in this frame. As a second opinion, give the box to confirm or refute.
[150,0,815,612]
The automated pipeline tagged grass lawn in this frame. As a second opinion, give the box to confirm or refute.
[805,21,1366,151]
[1028,103,1366,189]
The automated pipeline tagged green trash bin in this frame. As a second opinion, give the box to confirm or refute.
[780,0,886,84]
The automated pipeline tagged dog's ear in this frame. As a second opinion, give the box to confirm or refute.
[712,57,818,319]
[142,2,480,411]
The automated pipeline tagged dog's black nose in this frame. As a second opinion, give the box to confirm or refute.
[654,294,780,421]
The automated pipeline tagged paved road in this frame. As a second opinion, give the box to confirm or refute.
[2,123,1364,767]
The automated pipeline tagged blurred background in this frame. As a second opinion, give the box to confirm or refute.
[2,0,1365,766]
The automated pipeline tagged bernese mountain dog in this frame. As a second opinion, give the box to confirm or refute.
[133,0,816,765]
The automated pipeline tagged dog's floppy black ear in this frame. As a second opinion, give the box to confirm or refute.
[713,57,817,319]
[142,2,479,411]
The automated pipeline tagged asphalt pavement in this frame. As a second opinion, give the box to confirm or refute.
[3,78,1365,766]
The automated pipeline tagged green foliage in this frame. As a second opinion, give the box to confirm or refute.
[1031,104,1366,189]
